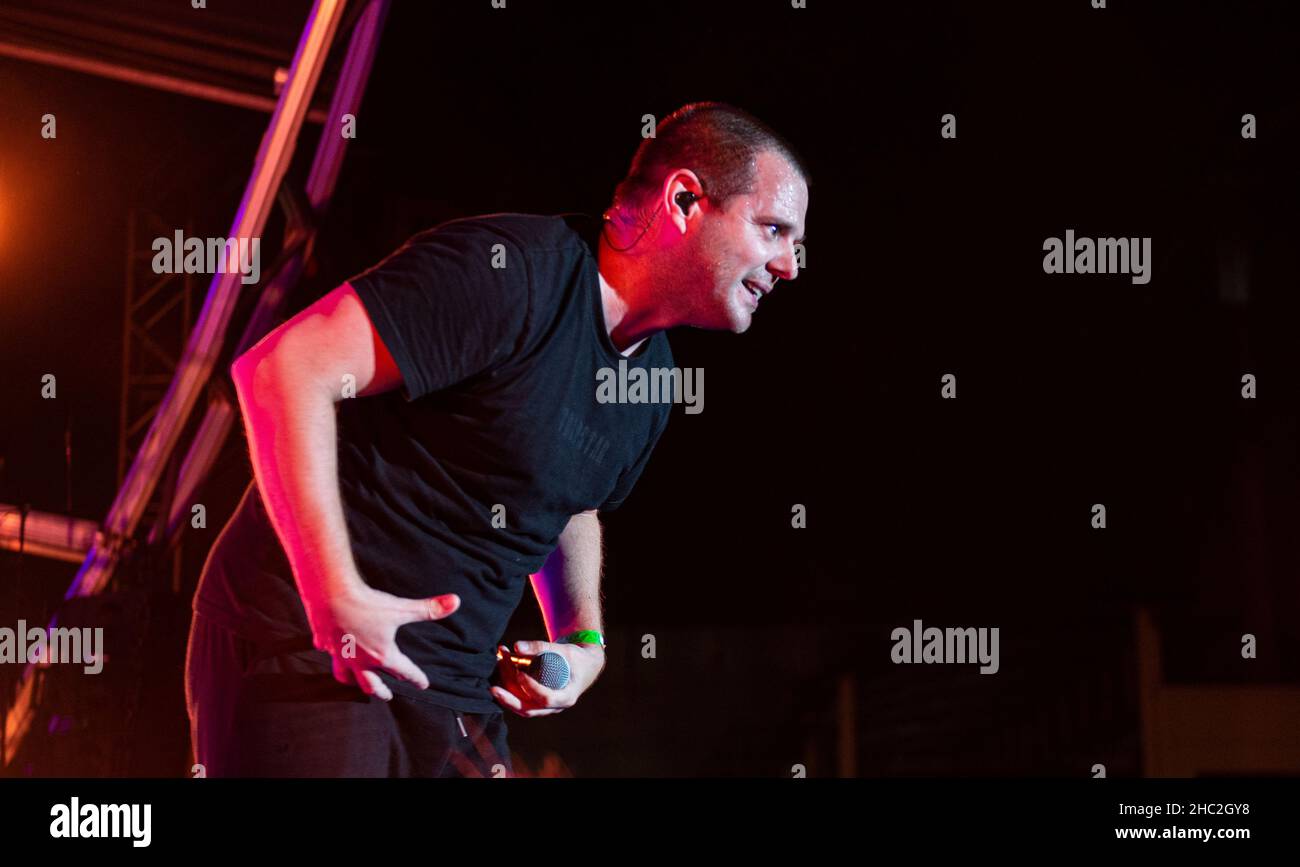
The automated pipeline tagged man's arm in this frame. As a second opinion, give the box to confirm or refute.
[531,509,604,642]
[490,509,607,716]
[230,284,384,610]
[230,282,459,701]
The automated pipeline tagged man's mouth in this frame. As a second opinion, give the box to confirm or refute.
[742,280,766,303]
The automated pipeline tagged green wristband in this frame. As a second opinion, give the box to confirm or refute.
[557,630,605,647]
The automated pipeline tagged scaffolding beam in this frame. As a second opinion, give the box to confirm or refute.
[4,0,353,768]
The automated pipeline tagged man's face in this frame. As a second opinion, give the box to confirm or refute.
[680,150,808,333]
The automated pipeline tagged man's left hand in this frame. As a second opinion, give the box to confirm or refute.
[490,640,605,717]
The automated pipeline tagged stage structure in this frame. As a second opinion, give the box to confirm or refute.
[2,0,391,768]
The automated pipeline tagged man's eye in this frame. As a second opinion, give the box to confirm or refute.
[766,224,781,237]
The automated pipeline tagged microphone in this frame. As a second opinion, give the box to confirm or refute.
[496,646,571,690]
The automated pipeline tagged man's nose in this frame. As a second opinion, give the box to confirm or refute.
[770,245,799,283]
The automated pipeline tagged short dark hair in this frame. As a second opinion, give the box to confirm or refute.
[609,102,811,220]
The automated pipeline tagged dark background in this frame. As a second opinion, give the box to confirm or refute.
[2,0,1298,776]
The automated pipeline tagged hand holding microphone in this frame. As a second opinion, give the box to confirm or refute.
[491,638,606,718]
[496,644,571,689]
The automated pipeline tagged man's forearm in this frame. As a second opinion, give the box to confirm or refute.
[231,345,362,607]
[530,511,604,640]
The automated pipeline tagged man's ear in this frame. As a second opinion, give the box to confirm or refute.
[661,169,703,234]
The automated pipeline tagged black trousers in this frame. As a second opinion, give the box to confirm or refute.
[185,609,512,778]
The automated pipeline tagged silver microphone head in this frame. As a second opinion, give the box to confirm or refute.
[532,651,571,690]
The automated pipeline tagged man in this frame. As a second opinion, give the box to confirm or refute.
[185,101,810,777]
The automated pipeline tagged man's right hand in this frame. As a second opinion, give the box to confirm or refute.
[303,583,460,701]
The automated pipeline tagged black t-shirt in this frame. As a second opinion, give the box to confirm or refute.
[194,213,673,712]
